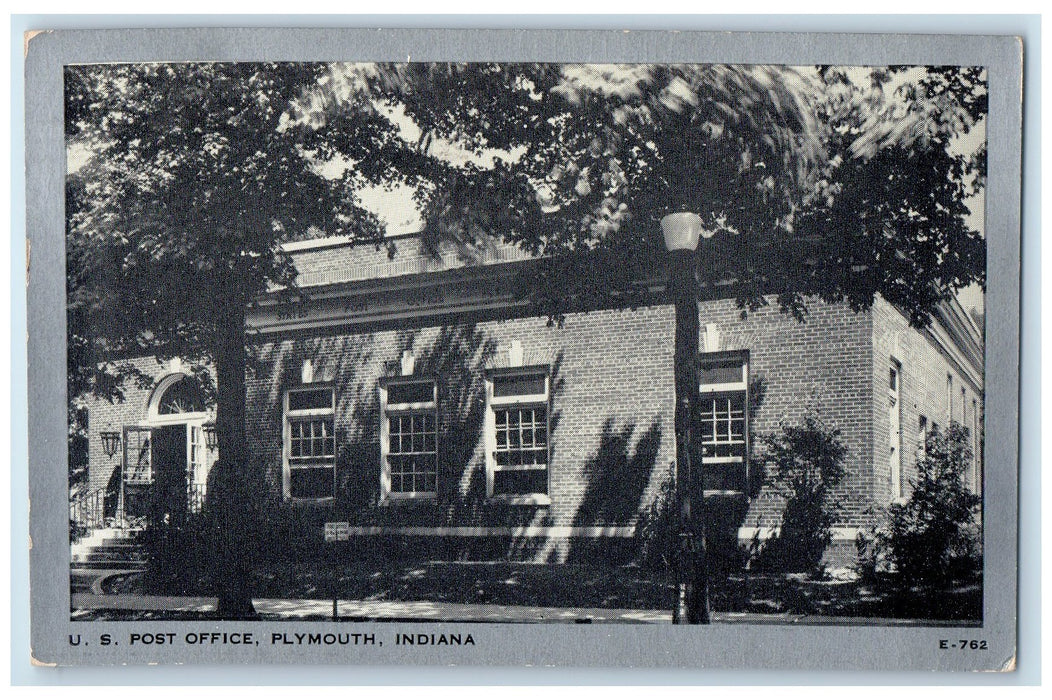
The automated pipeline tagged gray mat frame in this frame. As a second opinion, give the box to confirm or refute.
[25,26,1022,671]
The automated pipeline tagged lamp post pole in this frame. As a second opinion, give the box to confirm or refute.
[662,212,711,625]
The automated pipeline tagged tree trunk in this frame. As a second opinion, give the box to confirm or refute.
[669,250,710,624]
[211,292,259,620]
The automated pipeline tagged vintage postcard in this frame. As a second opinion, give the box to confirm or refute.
[26,28,1022,670]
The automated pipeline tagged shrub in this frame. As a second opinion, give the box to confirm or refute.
[754,412,847,574]
[634,463,750,576]
[879,423,981,588]
[635,462,678,572]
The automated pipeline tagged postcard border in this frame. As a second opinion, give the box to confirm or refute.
[24,25,1024,674]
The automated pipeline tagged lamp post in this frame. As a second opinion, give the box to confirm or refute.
[662,211,712,625]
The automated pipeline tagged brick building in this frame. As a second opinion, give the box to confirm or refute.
[77,232,984,566]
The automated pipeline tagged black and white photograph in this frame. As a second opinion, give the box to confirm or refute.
[25,27,1024,670]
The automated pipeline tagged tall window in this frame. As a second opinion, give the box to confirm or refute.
[284,386,336,500]
[918,415,929,459]
[972,399,981,493]
[381,378,437,499]
[951,374,959,423]
[486,370,549,500]
[889,359,903,500]
[698,352,748,492]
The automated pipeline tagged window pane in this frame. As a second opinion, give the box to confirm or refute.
[158,377,208,414]
[703,461,746,491]
[387,409,437,493]
[699,393,746,454]
[493,374,546,397]
[290,466,333,499]
[699,359,744,385]
[493,468,547,496]
[493,407,548,475]
[290,417,334,460]
[387,381,433,405]
[288,388,332,411]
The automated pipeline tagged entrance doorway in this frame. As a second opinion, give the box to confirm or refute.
[151,424,189,526]
[119,373,212,527]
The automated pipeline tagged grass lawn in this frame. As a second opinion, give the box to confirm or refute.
[95,558,981,622]
[253,559,675,611]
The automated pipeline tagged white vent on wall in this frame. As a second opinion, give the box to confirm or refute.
[400,350,415,376]
[509,340,524,367]
[703,323,722,353]
[301,358,313,384]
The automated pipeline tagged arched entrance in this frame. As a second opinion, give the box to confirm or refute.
[121,374,211,525]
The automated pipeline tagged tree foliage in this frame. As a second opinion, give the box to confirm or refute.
[66,63,385,400]
[878,423,982,588]
[66,62,391,617]
[791,67,987,326]
[755,412,848,574]
[310,63,985,326]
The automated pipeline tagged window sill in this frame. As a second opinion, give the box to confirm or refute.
[380,493,438,505]
[487,494,551,506]
[286,496,335,505]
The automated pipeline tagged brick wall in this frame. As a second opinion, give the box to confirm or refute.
[246,305,678,540]
[80,292,883,566]
[695,297,874,534]
[870,296,984,510]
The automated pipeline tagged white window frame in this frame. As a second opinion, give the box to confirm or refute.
[147,373,209,426]
[283,385,336,502]
[380,377,438,501]
[698,351,749,493]
[918,414,929,460]
[946,374,954,423]
[971,398,981,494]
[889,358,903,501]
[484,367,551,505]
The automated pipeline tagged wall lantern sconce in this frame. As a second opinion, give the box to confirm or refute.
[202,423,218,451]
[99,430,121,459]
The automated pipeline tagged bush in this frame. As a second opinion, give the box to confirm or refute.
[140,516,205,595]
[635,462,678,572]
[878,423,981,588]
[754,412,847,574]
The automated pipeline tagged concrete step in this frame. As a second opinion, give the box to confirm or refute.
[71,528,147,567]
[73,560,148,570]
[81,550,148,564]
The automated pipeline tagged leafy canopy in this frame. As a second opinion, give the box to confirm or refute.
[66,62,385,400]
[68,61,987,400]
[312,63,985,325]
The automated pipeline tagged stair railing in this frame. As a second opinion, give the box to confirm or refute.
[69,487,108,538]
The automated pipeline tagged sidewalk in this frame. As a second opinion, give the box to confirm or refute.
[69,592,975,626]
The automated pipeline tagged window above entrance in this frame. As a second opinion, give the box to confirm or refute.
[157,377,208,415]
[147,373,211,426]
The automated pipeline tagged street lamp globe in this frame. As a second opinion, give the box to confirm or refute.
[661,212,711,251]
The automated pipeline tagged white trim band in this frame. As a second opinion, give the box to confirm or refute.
[340,525,637,538]
[737,527,861,541]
